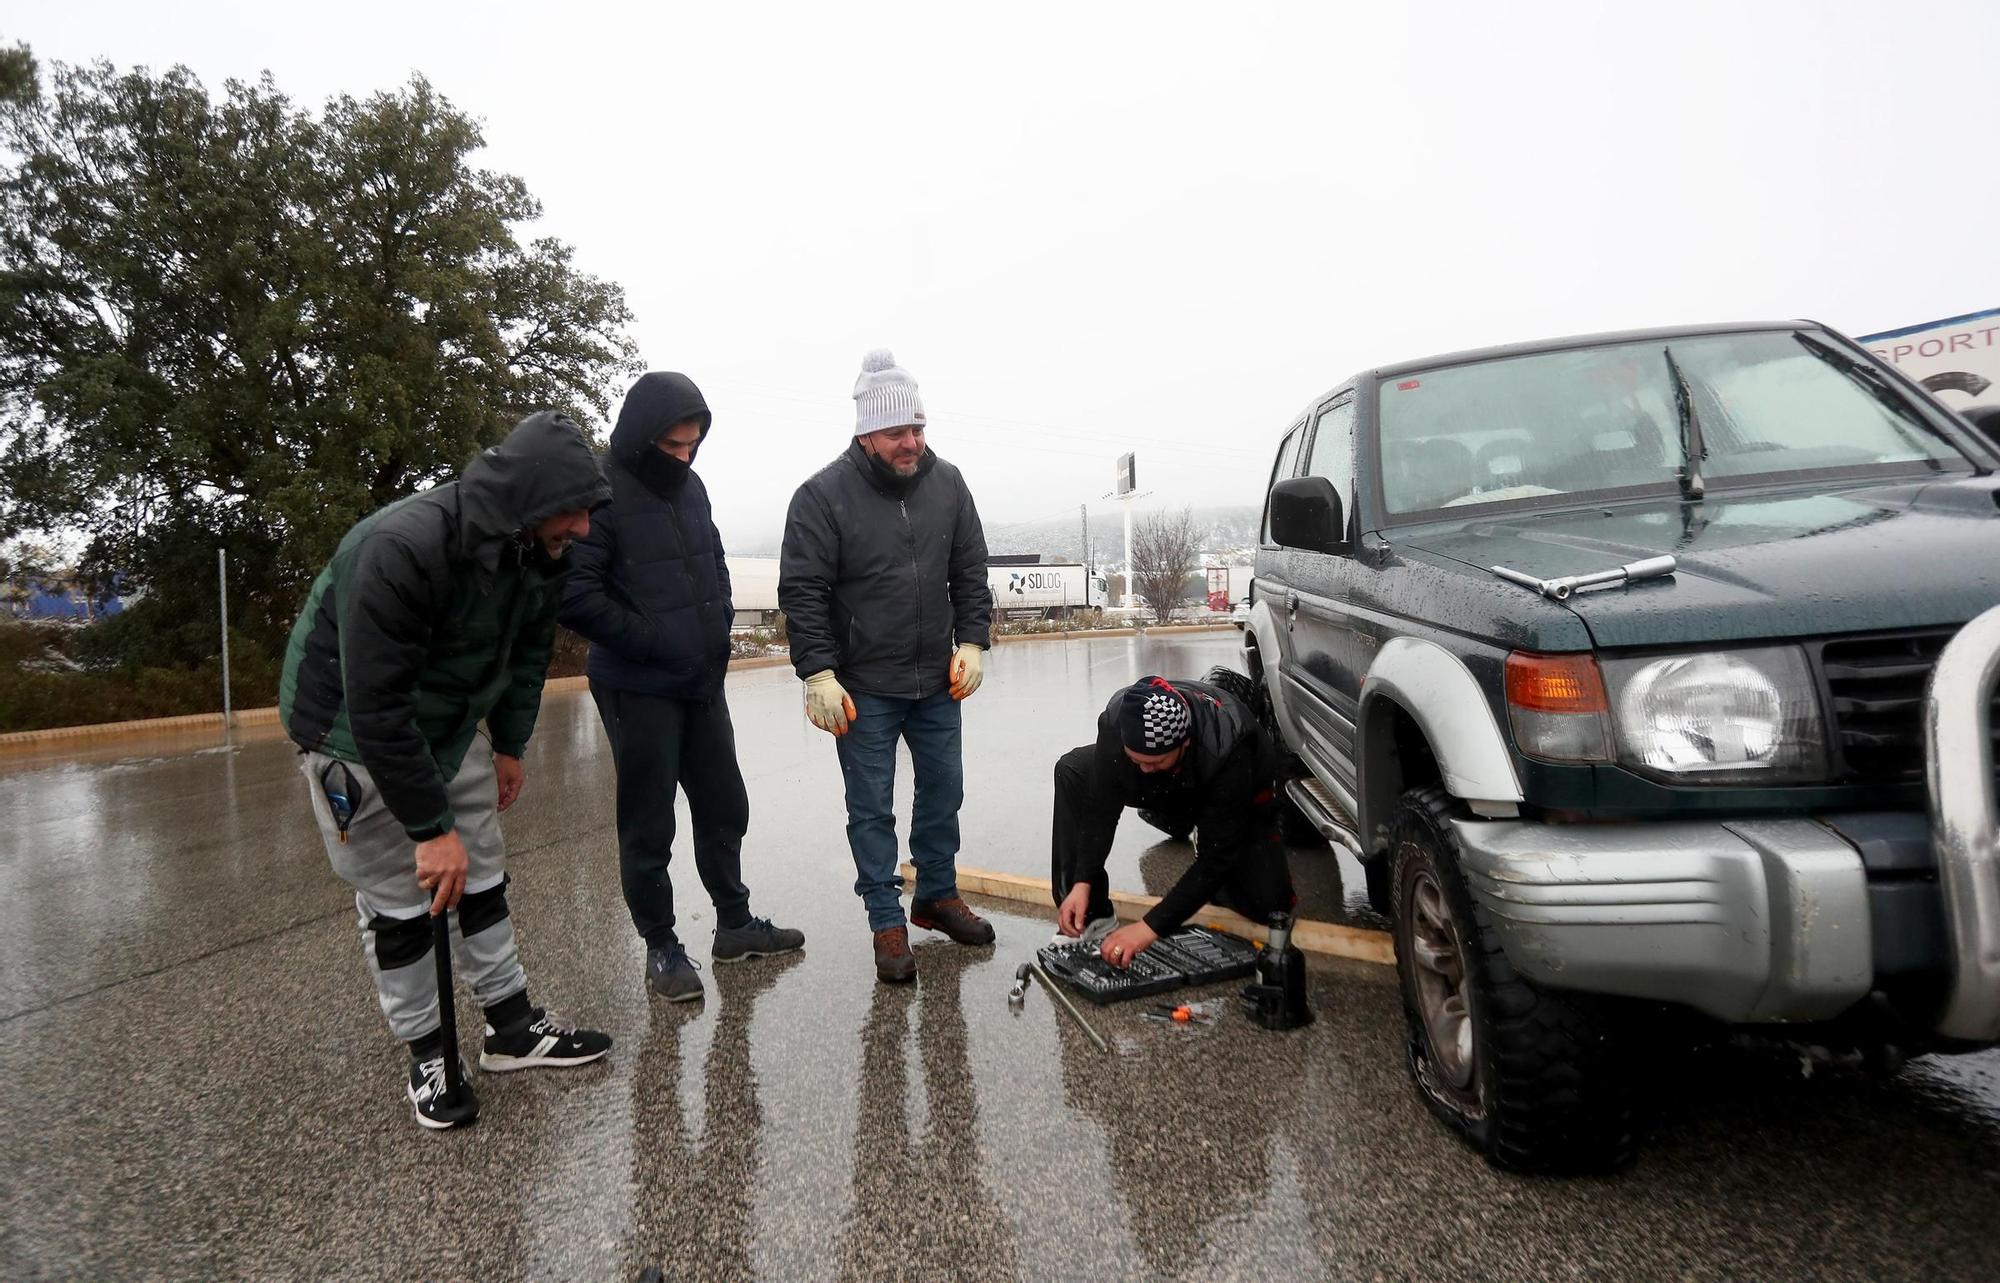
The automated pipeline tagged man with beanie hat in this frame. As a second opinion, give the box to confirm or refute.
[281,411,616,1130]
[779,349,994,984]
[560,373,804,1004]
[1049,673,1297,968]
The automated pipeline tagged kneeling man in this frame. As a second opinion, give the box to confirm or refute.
[1050,675,1295,967]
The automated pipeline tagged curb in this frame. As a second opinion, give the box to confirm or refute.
[0,623,1239,751]
[900,860,1394,966]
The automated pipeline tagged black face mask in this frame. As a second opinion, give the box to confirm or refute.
[637,448,693,493]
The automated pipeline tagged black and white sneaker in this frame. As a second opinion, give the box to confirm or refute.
[478,1008,613,1072]
[408,1054,480,1130]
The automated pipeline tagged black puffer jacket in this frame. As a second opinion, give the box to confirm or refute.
[559,373,733,699]
[1088,678,1282,933]
[279,411,611,839]
[779,440,991,699]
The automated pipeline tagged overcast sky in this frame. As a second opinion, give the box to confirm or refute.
[14,1,2000,549]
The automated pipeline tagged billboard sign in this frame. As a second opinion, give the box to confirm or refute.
[1857,307,2000,418]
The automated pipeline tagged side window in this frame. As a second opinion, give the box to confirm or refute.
[1303,398,1356,540]
[1260,420,1308,544]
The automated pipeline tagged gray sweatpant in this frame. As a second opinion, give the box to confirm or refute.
[300,744,527,1042]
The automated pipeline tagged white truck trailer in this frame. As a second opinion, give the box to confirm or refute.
[724,555,781,629]
[724,554,1112,627]
[986,560,1110,619]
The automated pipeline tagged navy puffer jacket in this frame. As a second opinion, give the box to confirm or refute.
[558,373,733,699]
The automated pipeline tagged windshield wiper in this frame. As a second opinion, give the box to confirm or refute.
[1792,330,1931,423]
[1663,345,1705,500]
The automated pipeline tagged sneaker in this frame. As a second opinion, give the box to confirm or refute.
[478,1008,613,1072]
[909,896,996,947]
[646,943,705,1002]
[713,916,806,963]
[873,925,917,983]
[408,1053,480,1130]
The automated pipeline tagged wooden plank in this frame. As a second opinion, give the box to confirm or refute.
[900,861,1395,966]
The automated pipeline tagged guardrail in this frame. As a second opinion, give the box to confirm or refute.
[1924,602,2000,1042]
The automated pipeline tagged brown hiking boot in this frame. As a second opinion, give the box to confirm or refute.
[909,896,996,947]
[873,926,917,983]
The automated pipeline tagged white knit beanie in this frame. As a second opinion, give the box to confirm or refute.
[852,348,927,437]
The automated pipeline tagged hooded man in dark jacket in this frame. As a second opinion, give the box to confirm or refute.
[1050,674,1297,968]
[779,349,994,984]
[281,411,615,1131]
[559,372,803,1004]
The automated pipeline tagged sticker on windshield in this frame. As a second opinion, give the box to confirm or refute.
[1397,379,1421,391]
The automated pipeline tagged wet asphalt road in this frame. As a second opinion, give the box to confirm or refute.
[2,630,1998,1282]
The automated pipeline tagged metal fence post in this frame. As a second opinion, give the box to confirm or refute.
[218,547,232,730]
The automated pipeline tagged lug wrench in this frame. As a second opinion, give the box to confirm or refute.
[1029,961,1110,1053]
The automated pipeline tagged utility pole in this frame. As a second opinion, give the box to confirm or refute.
[218,547,232,730]
[1079,504,1090,572]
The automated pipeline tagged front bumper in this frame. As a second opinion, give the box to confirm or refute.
[1452,604,2000,1038]
[1451,815,1884,1024]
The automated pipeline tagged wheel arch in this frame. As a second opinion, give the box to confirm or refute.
[1358,637,1523,852]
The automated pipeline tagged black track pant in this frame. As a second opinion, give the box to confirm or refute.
[590,682,753,948]
[1050,743,1292,930]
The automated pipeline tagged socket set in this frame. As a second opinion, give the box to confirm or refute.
[1036,926,1261,1005]
[1147,925,1262,985]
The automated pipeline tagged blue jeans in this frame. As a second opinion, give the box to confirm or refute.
[835,689,964,930]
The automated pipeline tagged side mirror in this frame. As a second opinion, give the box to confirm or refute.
[1269,476,1346,554]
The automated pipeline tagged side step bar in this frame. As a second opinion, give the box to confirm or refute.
[1285,775,1363,858]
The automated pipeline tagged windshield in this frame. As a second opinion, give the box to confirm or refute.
[1376,330,1971,517]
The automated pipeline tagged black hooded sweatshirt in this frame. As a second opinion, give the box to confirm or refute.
[558,372,735,699]
[279,411,612,840]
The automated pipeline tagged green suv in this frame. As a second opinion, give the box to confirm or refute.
[1243,321,2000,1172]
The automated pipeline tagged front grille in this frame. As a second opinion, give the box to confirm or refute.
[1817,628,2000,782]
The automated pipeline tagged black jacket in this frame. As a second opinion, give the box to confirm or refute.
[779,441,990,699]
[279,412,612,840]
[559,373,733,700]
[1088,679,1283,933]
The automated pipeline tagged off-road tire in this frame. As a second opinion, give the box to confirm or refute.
[1391,785,1636,1173]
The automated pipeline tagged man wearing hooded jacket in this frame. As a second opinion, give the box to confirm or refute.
[779,349,994,984]
[282,411,615,1131]
[560,372,803,1004]
[1050,673,1297,969]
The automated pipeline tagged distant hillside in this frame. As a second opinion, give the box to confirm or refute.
[984,504,1259,566]
[728,504,1261,565]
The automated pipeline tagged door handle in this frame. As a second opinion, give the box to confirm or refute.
[1285,591,1300,613]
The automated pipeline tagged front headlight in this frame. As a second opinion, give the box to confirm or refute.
[1602,647,1828,784]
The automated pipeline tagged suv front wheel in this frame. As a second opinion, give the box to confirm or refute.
[1391,785,1636,1173]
